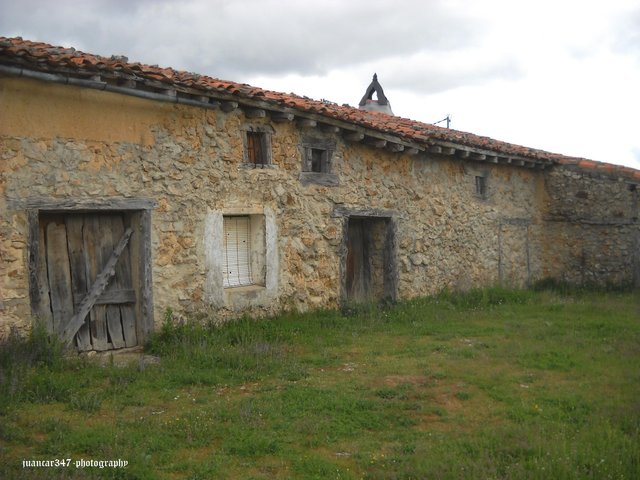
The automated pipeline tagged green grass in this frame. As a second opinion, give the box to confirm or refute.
[1,287,639,479]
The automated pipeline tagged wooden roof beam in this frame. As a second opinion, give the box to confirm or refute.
[321,124,340,134]
[387,143,405,153]
[297,118,317,128]
[344,131,365,142]
[404,147,420,156]
[220,101,238,112]
[271,111,295,123]
[365,137,387,149]
[244,107,266,118]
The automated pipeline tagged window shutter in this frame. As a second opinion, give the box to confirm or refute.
[304,147,312,172]
[223,216,253,287]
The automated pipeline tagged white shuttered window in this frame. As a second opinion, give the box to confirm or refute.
[223,216,253,287]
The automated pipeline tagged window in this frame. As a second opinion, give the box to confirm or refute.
[300,137,339,186]
[223,216,252,287]
[222,214,266,288]
[302,138,334,173]
[242,127,272,167]
[475,175,487,198]
[205,209,277,306]
[310,148,329,173]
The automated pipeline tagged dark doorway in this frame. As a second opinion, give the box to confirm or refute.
[345,216,395,304]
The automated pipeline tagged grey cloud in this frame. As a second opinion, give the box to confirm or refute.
[385,57,525,95]
[0,0,485,80]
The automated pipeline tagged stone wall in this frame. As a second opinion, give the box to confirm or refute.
[542,167,640,286]
[2,75,633,340]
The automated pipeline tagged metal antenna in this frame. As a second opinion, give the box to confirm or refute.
[433,115,451,128]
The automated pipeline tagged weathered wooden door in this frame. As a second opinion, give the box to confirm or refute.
[345,216,396,304]
[38,213,138,351]
[346,218,371,303]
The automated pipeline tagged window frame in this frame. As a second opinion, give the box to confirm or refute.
[241,126,273,168]
[302,137,334,173]
[475,175,488,199]
[300,136,339,186]
[222,214,266,289]
[223,215,253,288]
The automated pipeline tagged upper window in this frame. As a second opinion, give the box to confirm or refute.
[309,148,330,173]
[302,137,335,174]
[242,127,272,167]
[475,175,488,199]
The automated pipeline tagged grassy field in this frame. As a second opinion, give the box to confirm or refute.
[1,287,639,479]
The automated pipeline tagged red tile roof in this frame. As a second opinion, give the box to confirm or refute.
[1,36,638,181]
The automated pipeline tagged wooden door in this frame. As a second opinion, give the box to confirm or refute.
[346,218,371,303]
[38,213,138,351]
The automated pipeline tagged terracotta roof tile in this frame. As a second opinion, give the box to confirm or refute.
[1,36,639,181]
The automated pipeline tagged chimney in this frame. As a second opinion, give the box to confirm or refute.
[358,73,394,115]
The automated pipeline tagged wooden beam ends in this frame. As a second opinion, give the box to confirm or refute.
[244,108,266,118]
[220,101,238,112]
[365,138,387,149]
[297,118,317,128]
[387,143,405,153]
[344,132,365,142]
[271,112,295,123]
[321,124,340,134]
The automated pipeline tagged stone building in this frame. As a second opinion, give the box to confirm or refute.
[1,37,638,351]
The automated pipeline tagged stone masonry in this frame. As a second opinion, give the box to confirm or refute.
[1,38,639,344]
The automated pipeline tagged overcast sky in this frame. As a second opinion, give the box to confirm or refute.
[2,0,639,169]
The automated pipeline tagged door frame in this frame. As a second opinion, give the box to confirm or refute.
[333,206,398,306]
[24,198,155,348]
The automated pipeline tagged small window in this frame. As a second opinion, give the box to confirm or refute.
[310,148,329,173]
[243,128,272,167]
[223,216,253,287]
[302,138,335,173]
[475,175,487,198]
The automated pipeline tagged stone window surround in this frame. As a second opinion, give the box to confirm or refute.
[240,124,274,169]
[464,165,490,201]
[222,214,265,288]
[204,206,279,310]
[300,136,338,186]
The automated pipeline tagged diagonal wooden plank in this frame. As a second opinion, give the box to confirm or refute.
[60,226,133,344]
[105,215,126,349]
[83,215,108,350]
